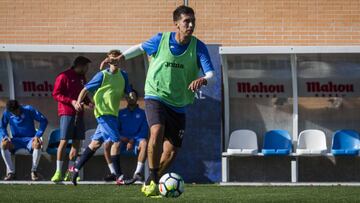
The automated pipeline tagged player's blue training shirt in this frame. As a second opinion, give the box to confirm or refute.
[142,32,215,113]
[85,68,132,94]
[0,105,48,139]
[118,106,148,141]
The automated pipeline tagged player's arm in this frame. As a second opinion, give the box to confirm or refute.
[188,73,213,92]
[118,113,128,143]
[99,57,111,70]
[127,117,148,151]
[114,33,162,63]
[122,44,145,60]
[30,106,48,138]
[119,132,130,143]
[82,76,94,107]
[111,44,145,66]
[77,71,103,110]
[76,88,89,112]
[134,113,149,140]
[82,89,94,109]
[52,74,76,104]
[121,71,133,96]
[127,138,134,151]
[188,41,216,92]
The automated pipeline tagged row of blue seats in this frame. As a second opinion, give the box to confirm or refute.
[226,129,360,156]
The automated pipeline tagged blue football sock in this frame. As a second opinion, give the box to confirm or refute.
[75,147,95,171]
[145,168,159,185]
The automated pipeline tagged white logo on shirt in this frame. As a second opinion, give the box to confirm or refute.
[178,130,185,138]
[136,114,141,119]
[10,113,25,120]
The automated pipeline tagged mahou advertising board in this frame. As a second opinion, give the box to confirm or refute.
[229,78,358,98]
[299,80,356,97]
[229,79,292,98]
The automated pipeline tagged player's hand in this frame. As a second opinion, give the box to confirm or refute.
[72,100,83,112]
[33,136,42,145]
[126,142,133,151]
[113,55,125,66]
[100,57,111,70]
[120,137,129,143]
[86,102,95,109]
[102,57,111,64]
[2,137,11,149]
[113,54,123,61]
[2,137,10,142]
[188,78,207,92]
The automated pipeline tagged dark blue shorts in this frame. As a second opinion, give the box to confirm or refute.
[145,99,185,148]
[60,115,85,140]
[11,137,34,153]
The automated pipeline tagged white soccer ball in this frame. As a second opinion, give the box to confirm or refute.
[158,172,184,198]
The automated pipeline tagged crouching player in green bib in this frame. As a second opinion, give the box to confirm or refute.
[71,50,133,185]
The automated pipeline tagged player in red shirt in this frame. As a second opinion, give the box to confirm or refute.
[51,56,92,182]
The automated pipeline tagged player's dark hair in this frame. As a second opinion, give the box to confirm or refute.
[131,88,138,97]
[72,56,91,69]
[173,5,195,22]
[107,49,122,56]
[6,100,20,112]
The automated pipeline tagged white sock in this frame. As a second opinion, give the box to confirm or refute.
[32,149,41,172]
[108,163,116,175]
[56,160,63,172]
[1,149,14,174]
[134,162,144,175]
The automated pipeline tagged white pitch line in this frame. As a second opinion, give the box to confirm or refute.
[0,181,144,185]
[220,182,360,186]
[1,181,360,187]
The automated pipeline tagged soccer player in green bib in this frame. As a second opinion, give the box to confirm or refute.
[113,5,215,197]
[71,50,133,186]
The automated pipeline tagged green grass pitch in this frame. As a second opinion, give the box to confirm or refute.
[1,184,360,202]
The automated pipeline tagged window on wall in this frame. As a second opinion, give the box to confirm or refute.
[297,53,360,146]
[4,52,146,143]
[226,54,293,143]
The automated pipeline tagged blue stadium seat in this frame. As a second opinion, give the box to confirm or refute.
[331,130,360,156]
[46,128,72,155]
[262,130,292,156]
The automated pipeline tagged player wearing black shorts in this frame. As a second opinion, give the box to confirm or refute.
[112,5,215,197]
